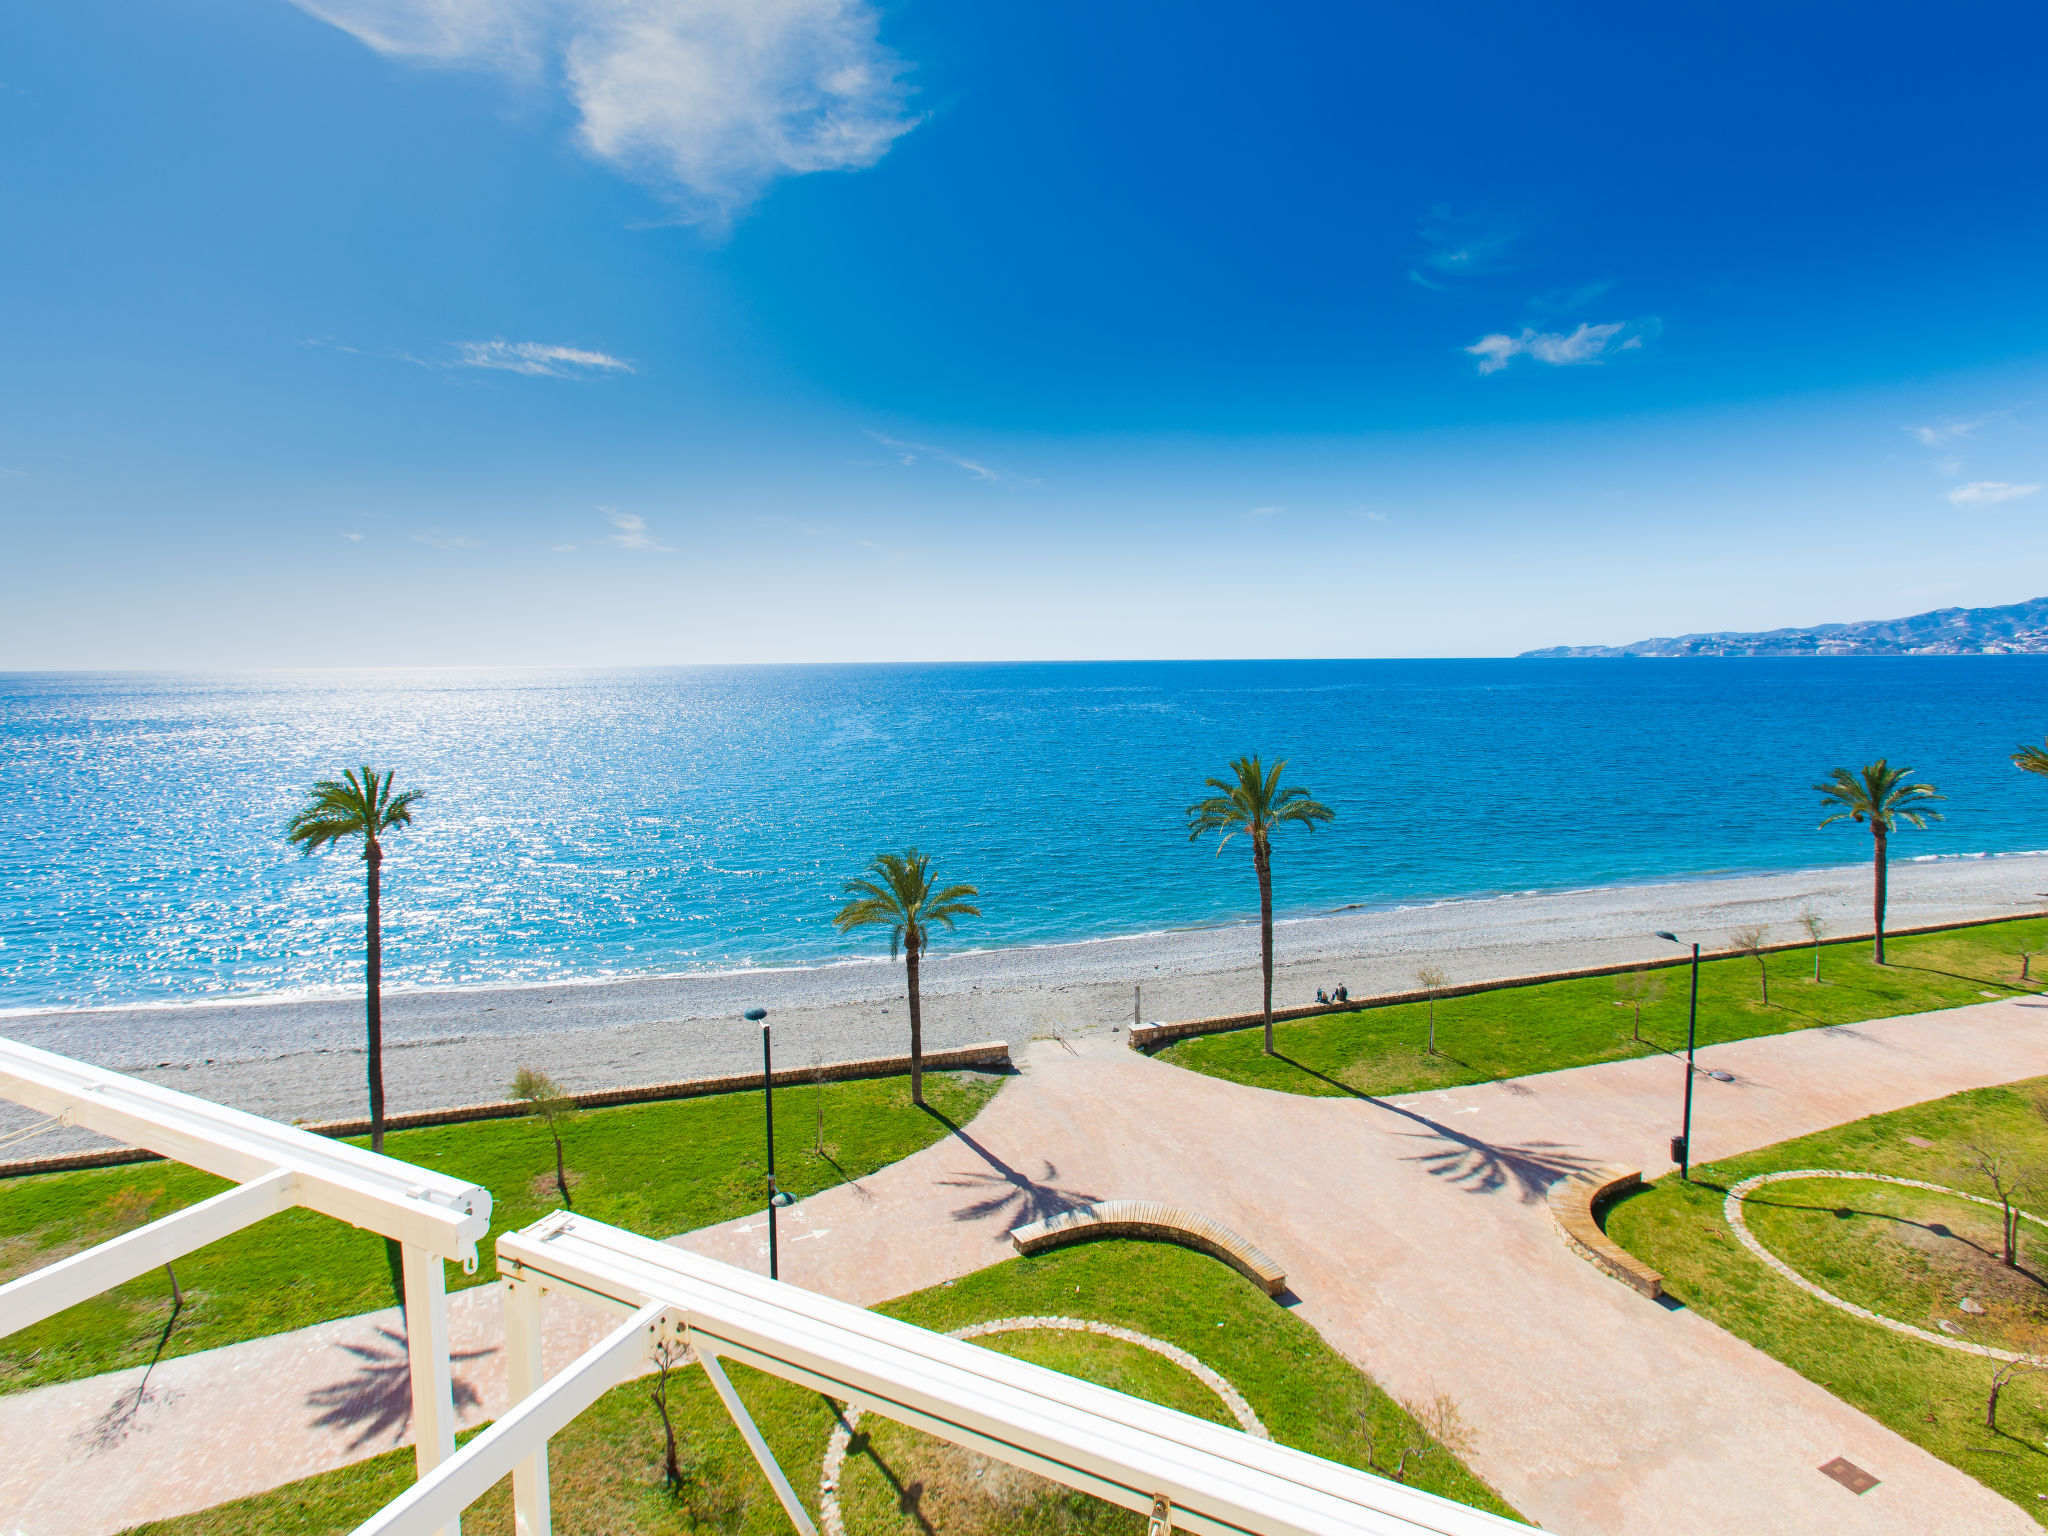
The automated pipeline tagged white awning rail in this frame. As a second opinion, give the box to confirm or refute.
[0,1036,492,1536]
[0,1036,488,1263]
[354,1211,1526,1536]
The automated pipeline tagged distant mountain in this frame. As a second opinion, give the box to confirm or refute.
[1522,596,2048,658]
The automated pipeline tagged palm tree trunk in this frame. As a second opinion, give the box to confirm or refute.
[1871,825,1888,965]
[1255,838,1275,1054]
[364,837,386,1155]
[906,941,925,1107]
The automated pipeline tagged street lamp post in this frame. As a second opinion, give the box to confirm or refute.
[746,1007,788,1280]
[1655,932,1701,1180]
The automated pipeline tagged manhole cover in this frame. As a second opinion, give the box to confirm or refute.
[1819,1457,1879,1494]
[1708,1070,1735,1083]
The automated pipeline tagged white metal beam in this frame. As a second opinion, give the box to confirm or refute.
[0,1168,295,1340]
[402,1245,462,1536]
[350,1302,672,1536]
[502,1278,551,1536]
[697,1344,820,1536]
[494,1214,1524,1536]
[0,1036,489,1263]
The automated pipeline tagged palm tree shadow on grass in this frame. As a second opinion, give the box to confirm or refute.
[303,1325,493,1451]
[1271,1051,1600,1204]
[920,1104,1098,1227]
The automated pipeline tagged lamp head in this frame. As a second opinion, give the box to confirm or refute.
[744,1007,767,1023]
[1655,931,1680,944]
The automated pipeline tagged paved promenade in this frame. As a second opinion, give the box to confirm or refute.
[6,997,2048,1533]
[682,1001,2048,1535]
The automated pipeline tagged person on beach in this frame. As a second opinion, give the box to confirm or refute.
[1316,987,1329,1005]
[1334,983,1349,1003]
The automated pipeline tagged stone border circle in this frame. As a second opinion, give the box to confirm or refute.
[817,1316,1267,1536]
[1723,1168,2048,1363]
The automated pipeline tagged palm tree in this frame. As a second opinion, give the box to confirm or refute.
[286,767,422,1153]
[1815,759,1942,966]
[2016,738,2048,780]
[1187,755,1335,1054]
[833,850,980,1107]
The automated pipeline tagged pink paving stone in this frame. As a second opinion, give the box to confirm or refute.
[0,1270,620,1534]
[9,995,2048,1535]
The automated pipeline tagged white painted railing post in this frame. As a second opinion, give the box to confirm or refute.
[403,1244,461,1536]
[503,1277,552,1536]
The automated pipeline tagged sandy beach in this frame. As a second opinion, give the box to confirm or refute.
[3,853,2045,1159]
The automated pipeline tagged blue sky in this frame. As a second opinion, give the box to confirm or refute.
[3,1,2046,666]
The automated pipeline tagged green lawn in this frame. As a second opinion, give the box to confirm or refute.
[0,1070,999,1395]
[1160,918,2048,1101]
[122,1240,1522,1535]
[1604,1076,2048,1524]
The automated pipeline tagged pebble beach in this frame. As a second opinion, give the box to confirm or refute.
[4,853,2043,1157]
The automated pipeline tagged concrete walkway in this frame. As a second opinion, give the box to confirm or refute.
[7,997,2048,1533]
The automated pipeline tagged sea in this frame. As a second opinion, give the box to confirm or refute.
[3,659,2046,1013]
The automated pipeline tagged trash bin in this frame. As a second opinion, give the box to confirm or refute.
[1669,1133,1688,1165]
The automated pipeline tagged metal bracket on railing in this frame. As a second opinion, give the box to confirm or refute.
[1146,1494,1174,1536]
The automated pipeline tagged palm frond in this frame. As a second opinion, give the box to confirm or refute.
[2016,741,2048,778]
[832,849,979,956]
[285,766,423,853]
[1185,752,1334,845]
[1814,759,1943,831]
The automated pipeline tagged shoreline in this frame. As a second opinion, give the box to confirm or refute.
[10,845,2047,1023]
[2,854,2045,1157]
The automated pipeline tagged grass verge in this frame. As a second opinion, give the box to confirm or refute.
[0,1070,1000,1395]
[1604,1075,2048,1524]
[1160,917,2048,1101]
[121,1240,1522,1535]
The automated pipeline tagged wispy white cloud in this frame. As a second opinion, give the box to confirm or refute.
[341,531,365,541]
[1466,318,1657,375]
[867,431,1016,485]
[1408,206,1515,290]
[455,340,633,377]
[553,543,578,553]
[293,0,917,224]
[1907,415,1994,448]
[605,508,672,550]
[1247,505,1282,520]
[1947,480,2041,505]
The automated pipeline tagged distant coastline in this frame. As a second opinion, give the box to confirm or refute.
[1523,594,2048,658]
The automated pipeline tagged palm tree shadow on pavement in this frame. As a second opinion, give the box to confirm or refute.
[1271,1052,1600,1204]
[920,1104,1098,1227]
[303,1325,492,1451]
